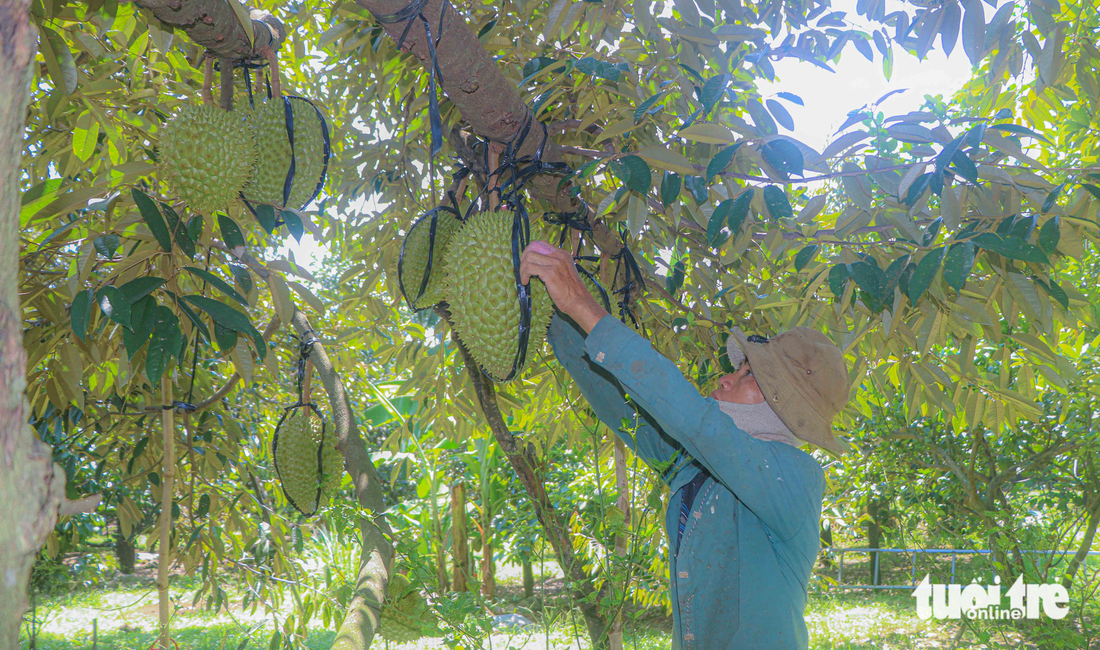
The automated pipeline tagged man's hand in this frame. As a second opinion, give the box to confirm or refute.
[520,241,609,334]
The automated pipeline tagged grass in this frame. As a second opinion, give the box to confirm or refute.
[21,554,1100,649]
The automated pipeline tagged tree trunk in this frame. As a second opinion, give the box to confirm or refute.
[610,437,629,650]
[522,556,534,600]
[429,472,449,592]
[451,482,468,593]
[867,499,882,586]
[448,328,610,648]
[480,539,495,598]
[0,6,68,646]
[289,312,394,650]
[132,0,285,60]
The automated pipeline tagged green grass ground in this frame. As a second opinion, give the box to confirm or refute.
[21,558,1099,649]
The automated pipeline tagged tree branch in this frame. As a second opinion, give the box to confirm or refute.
[135,1,285,61]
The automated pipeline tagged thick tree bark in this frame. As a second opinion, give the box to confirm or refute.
[450,482,468,592]
[0,6,66,646]
[134,0,285,61]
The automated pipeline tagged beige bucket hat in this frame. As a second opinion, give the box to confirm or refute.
[727,327,852,455]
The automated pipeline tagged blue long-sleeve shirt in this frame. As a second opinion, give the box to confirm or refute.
[548,314,825,650]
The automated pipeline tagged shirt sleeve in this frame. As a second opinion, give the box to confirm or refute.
[548,313,687,484]
[583,314,824,540]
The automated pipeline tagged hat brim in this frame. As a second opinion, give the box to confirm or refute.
[729,328,852,455]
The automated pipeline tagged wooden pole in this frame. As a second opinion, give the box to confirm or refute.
[450,482,468,592]
[157,375,175,649]
[610,437,630,650]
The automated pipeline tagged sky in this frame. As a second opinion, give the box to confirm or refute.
[283,0,980,273]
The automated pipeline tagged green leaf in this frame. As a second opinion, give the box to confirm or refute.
[765,99,794,131]
[683,175,708,204]
[828,263,849,299]
[847,261,884,302]
[181,295,266,361]
[881,255,910,301]
[93,234,119,259]
[988,123,1050,144]
[72,111,99,162]
[611,155,653,195]
[1041,182,1065,213]
[971,233,1050,265]
[1041,279,1069,310]
[660,171,681,208]
[727,189,753,234]
[161,202,196,258]
[118,277,165,304]
[906,174,932,205]
[949,150,979,185]
[934,136,965,177]
[214,322,239,352]
[761,140,804,178]
[131,189,172,252]
[281,209,304,242]
[762,185,792,220]
[229,265,253,295]
[634,93,665,123]
[908,247,944,304]
[794,245,818,272]
[699,74,731,114]
[196,493,211,518]
[942,241,976,293]
[167,292,211,343]
[255,204,279,234]
[123,296,157,359]
[1080,183,1100,201]
[96,286,132,330]
[1038,216,1060,256]
[146,306,181,386]
[218,215,247,249]
[707,200,728,245]
[41,27,77,95]
[183,267,249,307]
[775,92,804,106]
[706,142,742,182]
[70,289,94,341]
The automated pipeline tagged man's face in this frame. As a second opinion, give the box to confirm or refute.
[709,362,767,404]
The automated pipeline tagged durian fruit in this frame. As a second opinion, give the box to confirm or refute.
[287,97,327,210]
[399,209,462,309]
[273,407,344,515]
[242,100,292,206]
[240,97,328,211]
[578,267,611,311]
[444,210,554,381]
[380,573,434,642]
[159,104,257,215]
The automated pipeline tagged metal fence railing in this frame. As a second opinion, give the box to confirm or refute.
[823,547,1100,590]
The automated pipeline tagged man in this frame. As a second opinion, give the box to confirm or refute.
[520,240,852,650]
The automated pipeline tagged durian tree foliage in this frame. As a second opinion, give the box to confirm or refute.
[4,0,1100,648]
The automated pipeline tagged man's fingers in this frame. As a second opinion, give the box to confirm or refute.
[526,240,557,256]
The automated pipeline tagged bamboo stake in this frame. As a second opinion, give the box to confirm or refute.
[201,56,215,107]
[157,375,176,650]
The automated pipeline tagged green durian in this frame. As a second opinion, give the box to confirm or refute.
[242,100,292,206]
[286,97,327,210]
[380,573,434,642]
[273,407,343,515]
[399,209,463,309]
[159,104,257,215]
[444,210,554,381]
[240,97,327,210]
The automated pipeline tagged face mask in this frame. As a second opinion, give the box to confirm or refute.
[717,399,801,448]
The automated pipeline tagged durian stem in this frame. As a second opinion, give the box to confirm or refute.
[302,359,313,406]
[486,142,502,211]
[219,58,234,111]
[262,46,282,99]
[201,56,215,107]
